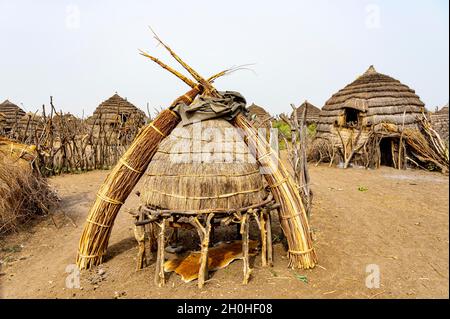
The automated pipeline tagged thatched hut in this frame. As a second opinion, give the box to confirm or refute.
[0,100,26,132]
[430,104,449,142]
[87,93,146,128]
[0,112,6,133]
[137,94,278,286]
[16,113,45,139]
[291,100,321,126]
[247,103,272,129]
[76,40,316,284]
[315,65,427,168]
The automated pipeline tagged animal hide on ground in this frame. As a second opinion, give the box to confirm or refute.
[164,240,259,282]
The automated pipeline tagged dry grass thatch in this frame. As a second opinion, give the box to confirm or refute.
[0,100,26,132]
[0,137,59,235]
[247,103,272,129]
[316,65,425,136]
[142,118,268,211]
[292,100,321,125]
[87,93,146,126]
[430,104,449,142]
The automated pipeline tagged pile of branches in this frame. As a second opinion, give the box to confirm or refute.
[0,138,59,235]
[403,115,449,174]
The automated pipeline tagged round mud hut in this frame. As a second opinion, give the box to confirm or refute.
[0,100,26,133]
[315,65,426,168]
[291,100,321,126]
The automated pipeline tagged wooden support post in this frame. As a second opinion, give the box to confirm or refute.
[190,214,214,289]
[266,211,274,267]
[133,211,148,271]
[154,217,166,287]
[241,213,252,284]
[134,224,147,271]
[259,210,267,267]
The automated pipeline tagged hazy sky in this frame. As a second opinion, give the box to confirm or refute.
[0,0,448,116]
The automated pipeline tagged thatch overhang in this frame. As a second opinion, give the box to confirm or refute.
[316,65,425,136]
[0,100,26,131]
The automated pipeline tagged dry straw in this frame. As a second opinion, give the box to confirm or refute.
[0,137,58,235]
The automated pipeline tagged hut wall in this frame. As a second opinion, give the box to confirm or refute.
[430,112,449,142]
[0,100,26,132]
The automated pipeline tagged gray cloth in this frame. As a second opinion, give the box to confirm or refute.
[172,91,247,126]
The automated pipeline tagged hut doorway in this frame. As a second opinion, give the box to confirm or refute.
[379,137,399,167]
[344,108,359,127]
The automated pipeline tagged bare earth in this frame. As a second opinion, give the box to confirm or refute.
[1,165,448,299]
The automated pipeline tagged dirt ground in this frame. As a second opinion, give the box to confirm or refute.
[0,165,448,299]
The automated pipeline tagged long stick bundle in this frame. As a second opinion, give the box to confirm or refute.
[234,114,317,269]
[76,88,201,269]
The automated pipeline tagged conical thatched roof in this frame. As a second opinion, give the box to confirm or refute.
[436,103,449,114]
[88,93,146,125]
[0,100,26,131]
[317,65,425,135]
[141,118,267,211]
[292,100,321,124]
[247,103,272,128]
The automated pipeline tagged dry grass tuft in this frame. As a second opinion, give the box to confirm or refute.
[0,138,59,235]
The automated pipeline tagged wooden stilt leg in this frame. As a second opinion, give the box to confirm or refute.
[259,210,267,267]
[146,222,156,262]
[154,217,166,287]
[135,226,146,271]
[266,211,274,267]
[133,212,147,271]
[241,213,252,284]
[190,214,214,289]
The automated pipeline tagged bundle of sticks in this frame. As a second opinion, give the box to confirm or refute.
[403,115,449,174]
[76,30,317,270]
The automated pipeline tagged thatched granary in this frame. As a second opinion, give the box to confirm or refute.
[315,65,427,168]
[142,118,267,211]
[430,104,449,142]
[87,93,146,127]
[247,103,272,129]
[0,100,26,132]
[291,100,321,125]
